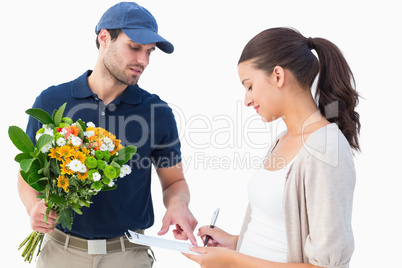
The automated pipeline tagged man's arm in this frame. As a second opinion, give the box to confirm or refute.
[155,161,198,245]
[17,169,58,233]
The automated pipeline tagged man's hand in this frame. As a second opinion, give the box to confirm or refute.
[158,200,198,245]
[18,170,58,233]
[29,199,58,233]
[156,162,198,246]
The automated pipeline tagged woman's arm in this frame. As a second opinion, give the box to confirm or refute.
[198,225,238,249]
[184,247,321,268]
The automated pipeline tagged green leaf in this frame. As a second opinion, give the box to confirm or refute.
[101,184,118,191]
[20,158,36,173]
[14,153,33,163]
[27,172,46,192]
[49,158,60,175]
[58,210,73,230]
[36,193,46,199]
[71,204,83,215]
[25,108,53,125]
[49,193,67,207]
[113,145,137,166]
[78,199,91,207]
[35,134,53,155]
[8,126,34,153]
[42,157,50,177]
[76,119,86,140]
[19,169,29,183]
[53,103,67,127]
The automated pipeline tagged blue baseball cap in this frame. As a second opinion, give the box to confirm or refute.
[95,2,174,54]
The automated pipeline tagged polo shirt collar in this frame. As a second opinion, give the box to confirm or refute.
[71,70,142,105]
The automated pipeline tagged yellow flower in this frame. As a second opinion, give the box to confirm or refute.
[57,175,69,192]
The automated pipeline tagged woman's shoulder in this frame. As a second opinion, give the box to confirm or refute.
[298,123,353,168]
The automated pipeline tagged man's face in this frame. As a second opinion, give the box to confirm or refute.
[103,31,156,86]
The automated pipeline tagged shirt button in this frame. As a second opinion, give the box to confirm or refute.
[101,111,105,116]
[108,104,116,111]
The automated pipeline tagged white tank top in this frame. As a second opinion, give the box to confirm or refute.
[238,159,295,262]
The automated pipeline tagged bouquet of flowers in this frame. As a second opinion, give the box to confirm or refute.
[8,103,136,263]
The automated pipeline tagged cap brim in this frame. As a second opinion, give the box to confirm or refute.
[122,29,174,54]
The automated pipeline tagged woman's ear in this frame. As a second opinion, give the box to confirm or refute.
[272,66,285,88]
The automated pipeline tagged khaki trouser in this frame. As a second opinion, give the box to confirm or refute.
[36,230,154,268]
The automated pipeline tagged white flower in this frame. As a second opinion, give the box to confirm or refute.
[67,159,86,173]
[41,143,53,153]
[92,172,101,181]
[100,144,108,151]
[107,144,115,152]
[56,137,66,147]
[36,127,54,141]
[44,127,53,136]
[120,165,132,178]
[87,122,96,128]
[35,133,43,141]
[108,181,115,187]
[79,165,87,173]
[59,128,67,136]
[104,137,111,144]
[84,130,95,138]
[70,136,82,146]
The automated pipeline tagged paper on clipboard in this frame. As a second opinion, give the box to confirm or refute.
[125,230,200,255]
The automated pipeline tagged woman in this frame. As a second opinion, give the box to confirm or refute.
[184,27,360,268]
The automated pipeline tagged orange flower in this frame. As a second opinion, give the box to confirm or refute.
[57,175,69,192]
[80,146,91,156]
[49,148,62,161]
[64,126,80,138]
[60,160,74,175]
[58,145,74,160]
[77,171,88,181]
[71,150,86,163]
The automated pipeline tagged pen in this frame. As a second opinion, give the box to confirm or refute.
[203,208,220,247]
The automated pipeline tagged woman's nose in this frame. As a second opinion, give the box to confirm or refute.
[244,91,253,107]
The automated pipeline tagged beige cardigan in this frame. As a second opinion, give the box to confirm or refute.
[237,124,355,268]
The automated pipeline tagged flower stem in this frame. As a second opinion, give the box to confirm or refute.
[19,231,44,263]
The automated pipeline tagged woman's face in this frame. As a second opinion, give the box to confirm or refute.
[238,60,284,122]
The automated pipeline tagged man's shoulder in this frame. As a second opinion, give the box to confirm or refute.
[37,72,89,103]
[136,86,172,113]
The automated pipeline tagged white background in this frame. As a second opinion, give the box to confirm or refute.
[1,0,401,267]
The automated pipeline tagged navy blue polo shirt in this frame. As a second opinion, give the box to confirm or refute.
[26,70,182,239]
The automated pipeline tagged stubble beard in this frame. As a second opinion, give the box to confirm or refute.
[103,44,142,86]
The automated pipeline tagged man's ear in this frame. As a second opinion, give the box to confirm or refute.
[98,29,110,48]
[272,66,285,88]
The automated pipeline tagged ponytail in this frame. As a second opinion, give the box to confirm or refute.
[238,27,361,151]
[311,37,361,151]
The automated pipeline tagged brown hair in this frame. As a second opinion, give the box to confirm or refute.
[239,27,361,151]
[95,29,122,49]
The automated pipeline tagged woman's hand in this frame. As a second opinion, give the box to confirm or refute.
[198,225,238,250]
[183,246,237,268]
